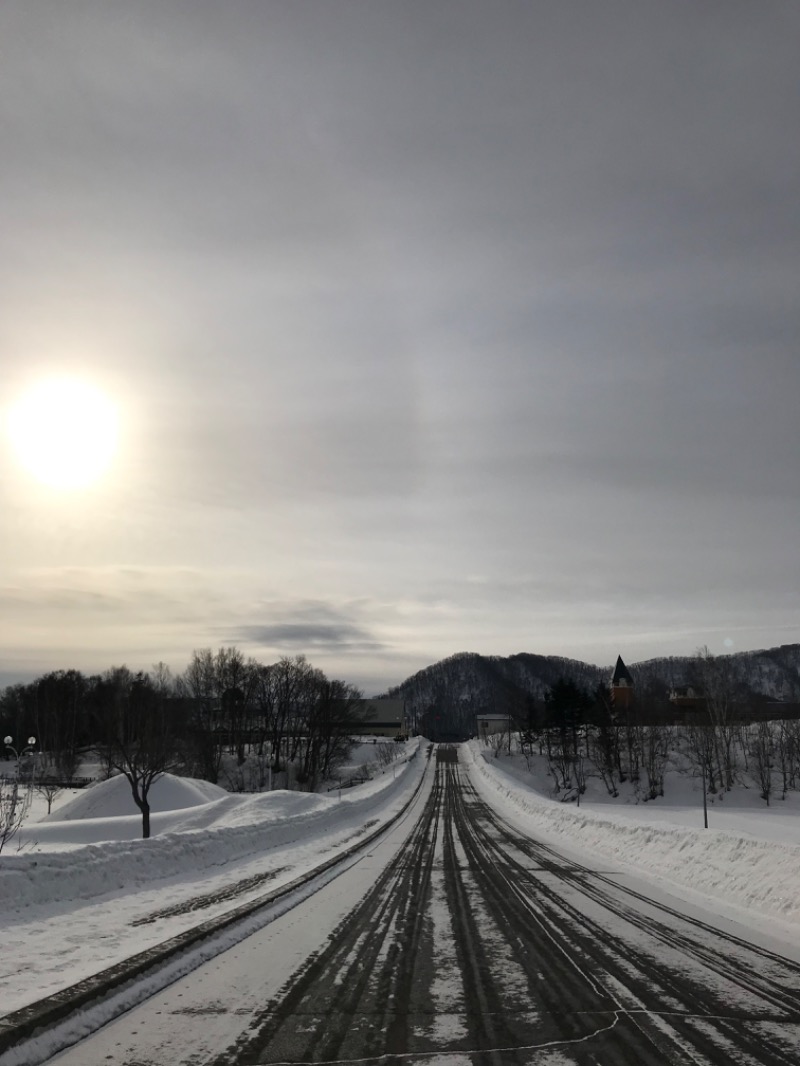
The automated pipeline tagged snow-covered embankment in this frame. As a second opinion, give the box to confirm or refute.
[464,740,800,930]
[1,741,424,914]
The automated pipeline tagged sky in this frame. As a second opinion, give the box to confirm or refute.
[1,2,798,696]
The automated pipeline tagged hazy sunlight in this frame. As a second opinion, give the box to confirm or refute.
[6,378,119,491]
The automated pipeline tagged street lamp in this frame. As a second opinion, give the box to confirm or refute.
[2,737,37,844]
[4,736,37,776]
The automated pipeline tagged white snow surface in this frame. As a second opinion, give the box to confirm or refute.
[50,772,229,820]
[0,741,425,1017]
[465,740,800,935]
[5,737,800,1025]
[3,746,423,910]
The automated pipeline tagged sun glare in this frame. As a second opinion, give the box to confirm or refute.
[6,378,119,491]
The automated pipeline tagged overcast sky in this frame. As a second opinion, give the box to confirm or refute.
[1,2,798,694]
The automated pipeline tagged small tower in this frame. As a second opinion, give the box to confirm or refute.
[611,655,634,709]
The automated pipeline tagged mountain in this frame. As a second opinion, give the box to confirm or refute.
[387,651,607,739]
[387,644,800,739]
[629,644,800,702]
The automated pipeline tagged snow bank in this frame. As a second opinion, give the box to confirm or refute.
[464,740,800,927]
[1,741,424,913]
[50,773,229,820]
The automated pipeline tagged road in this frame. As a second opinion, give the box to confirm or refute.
[47,745,800,1065]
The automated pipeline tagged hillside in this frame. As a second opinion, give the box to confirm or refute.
[388,644,800,738]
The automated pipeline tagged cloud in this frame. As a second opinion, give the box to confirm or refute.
[2,3,799,691]
[238,622,383,654]
[235,600,386,656]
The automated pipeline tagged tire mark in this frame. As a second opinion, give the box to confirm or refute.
[132,869,287,925]
[210,761,443,1065]
[457,760,800,1064]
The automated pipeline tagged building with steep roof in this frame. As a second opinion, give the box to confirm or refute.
[611,655,634,708]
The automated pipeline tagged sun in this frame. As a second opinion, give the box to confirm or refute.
[6,378,119,490]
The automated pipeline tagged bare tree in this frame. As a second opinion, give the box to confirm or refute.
[619,705,641,785]
[0,777,33,854]
[36,777,63,815]
[274,656,318,775]
[588,685,620,797]
[33,671,87,780]
[179,649,223,783]
[682,720,717,800]
[0,738,37,854]
[213,647,256,765]
[693,646,739,790]
[251,663,277,764]
[98,668,183,839]
[376,741,396,770]
[544,679,589,796]
[640,724,673,800]
[775,719,800,799]
[301,679,361,788]
[749,721,774,805]
[487,730,506,760]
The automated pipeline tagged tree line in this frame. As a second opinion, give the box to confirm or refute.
[496,648,800,806]
[0,649,363,839]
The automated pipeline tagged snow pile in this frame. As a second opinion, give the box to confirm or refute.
[1,740,425,912]
[50,773,229,820]
[465,740,800,927]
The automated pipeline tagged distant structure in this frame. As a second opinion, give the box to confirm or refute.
[475,712,512,739]
[668,685,706,711]
[610,655,634,708]
[349,699,408,739]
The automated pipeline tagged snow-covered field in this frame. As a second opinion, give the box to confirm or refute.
[5,736,800,1026]
[472,740,800,845]
[466,741,800,947]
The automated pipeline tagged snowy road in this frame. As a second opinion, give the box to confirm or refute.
[43,746,800,1064]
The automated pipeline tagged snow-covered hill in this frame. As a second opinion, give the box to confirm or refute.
[389,644,800,736]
